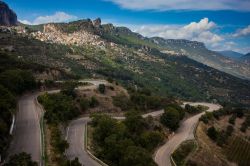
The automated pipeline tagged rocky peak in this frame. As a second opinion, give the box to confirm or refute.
[92,18,101,27]
[0,1,17,26]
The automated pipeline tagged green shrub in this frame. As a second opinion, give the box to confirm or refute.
[89,96,99,108]
[229,115,237,125]
[207,126,218,141]
[160,107,181,131]
[98,84,106,94]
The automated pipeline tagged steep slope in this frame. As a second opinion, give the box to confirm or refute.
[1,22,249,106]
[0,1,17,26]
[240,53,250,64]
[150,37,250,80]
[216,50,243,59]
[89,23,250,80]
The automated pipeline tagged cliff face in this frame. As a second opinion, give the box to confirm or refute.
[0,1,17,26]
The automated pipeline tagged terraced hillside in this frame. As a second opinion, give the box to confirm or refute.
[225,135,250,166]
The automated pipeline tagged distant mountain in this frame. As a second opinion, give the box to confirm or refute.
[216,50,244,59]
[240,53,250,64]
[0,1,17,26]
[88,23,250,79]
[149,37,250,80]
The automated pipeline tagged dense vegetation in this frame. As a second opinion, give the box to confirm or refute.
[112,88,174,112]
[185,104,207,114]
[91,112,164,166]
[4,152,38,166]
[160,105,185,131]
[38,92,80,124]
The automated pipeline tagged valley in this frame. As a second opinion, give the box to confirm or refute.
[0,1,250,166]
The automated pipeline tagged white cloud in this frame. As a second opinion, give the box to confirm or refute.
[232,25,250,37]
[105,0,250,11]
[19,12,77,25]
[133,18,223,46]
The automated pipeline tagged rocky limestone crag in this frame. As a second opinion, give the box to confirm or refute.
[0,1,17,26]
[92,18,101,27]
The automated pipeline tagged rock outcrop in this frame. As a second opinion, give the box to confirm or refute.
[0,1,17,26]
[92,18,101,27]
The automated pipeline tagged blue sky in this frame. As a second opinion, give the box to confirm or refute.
[4,0,250,53]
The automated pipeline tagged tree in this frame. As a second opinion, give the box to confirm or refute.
[79,98,89,111]
[226,125,234,136]
[0,69,36,94]
[216,131,227,147]
[92,115,119,146]
[160,107,180,131]
[89,97,99,108]
[4,152,38,166]
[121,146,157,166]
[61,81,77,98]
[124,111,146,134]
[229,114,236,125]
[199,112,213,124]
[140,131,164,152]
[185,104,200,114]
[98,84,106,94]
[207,126,218,141]
[57,140,69,154]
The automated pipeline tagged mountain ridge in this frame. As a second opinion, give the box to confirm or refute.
[0,1,17,26]
[216,50,244,59]
[1,20,249,106]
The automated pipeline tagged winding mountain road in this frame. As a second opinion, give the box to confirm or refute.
[8,79,221,166]
[8,93,43,165]
[154,102,222,166]
[7,80,107,166]
[65,118,101,166]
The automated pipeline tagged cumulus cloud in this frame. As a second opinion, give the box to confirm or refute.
[19,12,77,25]
[133,18,223,46]
[232,25,250,37]
[105,0,250,11]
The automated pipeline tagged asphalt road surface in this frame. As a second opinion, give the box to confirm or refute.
[65,118,101,166]
[7,80,107,166]
[8,93,42,165]
[154,102,222,166]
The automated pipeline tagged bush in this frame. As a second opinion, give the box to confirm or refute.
[0,69,36,94]
[185,104,201,114]
[91,113,163,166]
[89,96,99,108]
[39,93,79,124]
[207,126,218,141]
[229,115,237,125]
[4,152,38,166]
[226,125,234,136]
[61,81,77,98]
[79,98,89,111]
[160,107,181,131]
[140,131,164,152]
[216,131,227,147]
[112,94,133,111]
[199,112,213,124]
[98,84,106,94]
